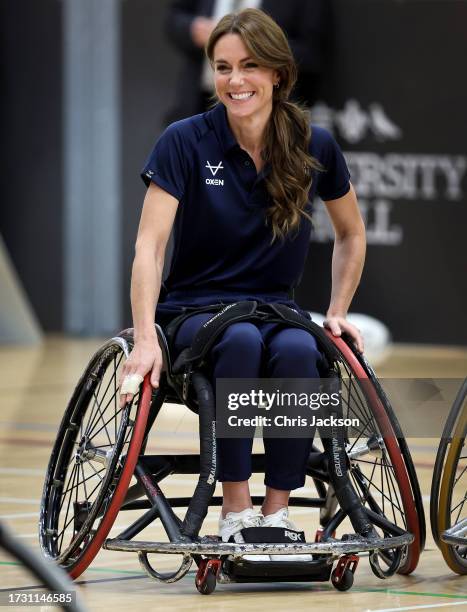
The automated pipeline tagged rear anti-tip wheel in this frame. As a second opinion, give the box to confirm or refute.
[196,568,217,595]
[195,559,221,595]
[330,553,358,591]
[331,568,354,592]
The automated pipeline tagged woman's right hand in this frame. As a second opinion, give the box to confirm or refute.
[119,337,163,408]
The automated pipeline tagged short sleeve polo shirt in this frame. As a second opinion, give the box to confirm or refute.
[141,103,350,314]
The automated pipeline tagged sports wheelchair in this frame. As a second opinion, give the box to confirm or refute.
[430,378,466,575]
[39,302,425,595]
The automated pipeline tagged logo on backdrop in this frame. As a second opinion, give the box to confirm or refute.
[205,160,224,185]
[312,100,402,144]
[310,100,467,246]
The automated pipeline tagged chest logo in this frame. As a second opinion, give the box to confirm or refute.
[205,160,224,186]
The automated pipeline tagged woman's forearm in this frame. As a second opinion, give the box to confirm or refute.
[327,232,366,318]
[130,246,164,343]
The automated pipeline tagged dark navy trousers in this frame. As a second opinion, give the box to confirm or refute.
[174,313,322,490]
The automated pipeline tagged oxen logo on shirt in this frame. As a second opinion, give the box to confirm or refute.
[205,160,224,186]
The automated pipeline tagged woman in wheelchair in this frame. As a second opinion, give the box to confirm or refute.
[120,8,365,549]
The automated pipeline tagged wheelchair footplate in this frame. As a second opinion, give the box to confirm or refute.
[103,531,414,594]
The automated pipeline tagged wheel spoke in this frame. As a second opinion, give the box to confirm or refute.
[87,460,105,481]
[57,465,76,516]
[58,464,79,552]
[384,452,402,528]
[89,392,113,446]
[114,356,118,440]
[451,494,467,523]
[341,376,371,426]
[85,354,123,437]
[346,410,378,453]
[59,465,105,502]
[86,402,126,442]
[345,368,375,426]
[453,464,466,488]
[84,368,107,436]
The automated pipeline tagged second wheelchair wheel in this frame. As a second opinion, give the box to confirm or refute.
[431,379,466,546]
[39,337,153,579]
[322,332,425,575]
[437,382,467,574]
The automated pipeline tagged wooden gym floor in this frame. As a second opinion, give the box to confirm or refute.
[0,337,466,611]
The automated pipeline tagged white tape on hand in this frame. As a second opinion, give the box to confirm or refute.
[120,373,144,395]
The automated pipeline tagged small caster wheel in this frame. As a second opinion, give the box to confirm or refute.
[196,567,217,595]
[331,568,354,592]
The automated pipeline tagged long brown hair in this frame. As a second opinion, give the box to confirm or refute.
[206,8,321,241]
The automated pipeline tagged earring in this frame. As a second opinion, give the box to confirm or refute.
[274,82,280,89]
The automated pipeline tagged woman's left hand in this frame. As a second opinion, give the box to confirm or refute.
[323,316,364,353]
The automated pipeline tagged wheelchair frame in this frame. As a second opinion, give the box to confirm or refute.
[39,321,426,595]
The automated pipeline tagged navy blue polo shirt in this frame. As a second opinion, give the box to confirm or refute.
[141,103,350,323]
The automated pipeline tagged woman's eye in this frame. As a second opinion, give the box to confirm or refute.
[245,62,258,69]
[216,65,229,73]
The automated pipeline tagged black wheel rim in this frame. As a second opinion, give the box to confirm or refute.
[40,341,140,565]
[333,356,414,570]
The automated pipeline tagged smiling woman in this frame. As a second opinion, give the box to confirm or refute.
[122,7,366,548]
[206,9,321,241]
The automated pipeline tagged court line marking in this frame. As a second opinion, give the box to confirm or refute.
[0,561,145,576]
[0,497,38,505]
[0,512,38,520]
[0,575,148,592]
[0,436,442,472]
[0,467,44,475]
[367,601,467,611]
[355,588,467,599]
[0,561,467,612]
[1,562,466,601]
[0,487,433,504]
[7,508,322,539]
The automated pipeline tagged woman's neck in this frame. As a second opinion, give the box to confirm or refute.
[226,104,272,157]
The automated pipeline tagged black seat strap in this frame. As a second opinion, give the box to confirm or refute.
[171,301,338,374]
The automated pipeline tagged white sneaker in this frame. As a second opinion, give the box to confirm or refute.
[218,508,269,562]
[262,508,313,562]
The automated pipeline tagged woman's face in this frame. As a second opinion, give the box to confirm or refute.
[212,33,279,121]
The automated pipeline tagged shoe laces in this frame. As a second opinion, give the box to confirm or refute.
[263,507,296,530]
[224,509,263,530]
[242,510,263,528]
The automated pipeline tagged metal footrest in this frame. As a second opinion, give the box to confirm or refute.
[104,532,413,558]
[441,518,467,546]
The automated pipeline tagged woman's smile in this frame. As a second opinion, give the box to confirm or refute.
[228,91,255,101]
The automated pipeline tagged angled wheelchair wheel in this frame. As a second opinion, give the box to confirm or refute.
[431,379,466,543]
[39,337,153,579]
[317,332,425,575]
[436,381,467,574]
